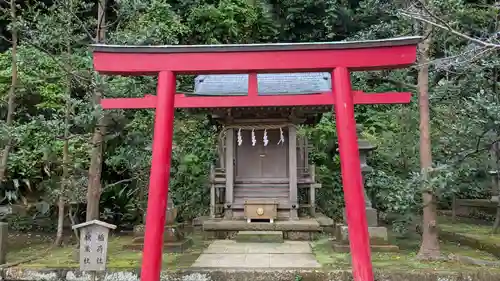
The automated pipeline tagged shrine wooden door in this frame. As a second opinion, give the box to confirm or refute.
[235,129,288,182]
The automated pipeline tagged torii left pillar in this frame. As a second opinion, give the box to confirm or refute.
[333,67,373,281]
[140,71,176,281]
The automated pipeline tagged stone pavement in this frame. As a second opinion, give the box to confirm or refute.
[191,240,321,269]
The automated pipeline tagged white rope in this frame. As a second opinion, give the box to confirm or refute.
[223,123,296,130]
[219,124,294,147]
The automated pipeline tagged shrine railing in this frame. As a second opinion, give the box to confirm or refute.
[298,164,321,216]
[209,164,226,218]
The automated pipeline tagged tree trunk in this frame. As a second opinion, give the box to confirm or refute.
[0,0,18,181]
[86,0,107,221]
[68,205,80,244]
[492,57,500,234]
[56,3,74,246]
[55,195,65,246]
[417,11,440,259]
[56,69,71,246]
[86,122,107,221]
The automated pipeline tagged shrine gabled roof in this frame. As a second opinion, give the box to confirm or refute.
[193,73,331,96]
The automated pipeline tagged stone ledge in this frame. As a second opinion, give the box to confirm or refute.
[122,238,193,253]
[235,231,284,243]
[439,229,500,259]
[314,213,334,227]
[335,225,389,245]
[331,243,399,253]
[3,268,500,281]
[203,219,321,232]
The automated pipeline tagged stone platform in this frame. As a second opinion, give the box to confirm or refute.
[123,237,193,253]
[331,243,399,252]
[203,218,321,231]
[334,224,399,252]
[191,240,321,269]
[124,224,193,253]
[201,215,333,241]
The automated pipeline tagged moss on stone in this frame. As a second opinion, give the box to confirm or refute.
[4,268,500,281]
[8,221,500,273]
[439,222,500,244]
[8,233,208,269]
[312,230,500,272]
[438,216,500,258]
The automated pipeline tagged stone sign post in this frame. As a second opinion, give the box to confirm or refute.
[72,220,116,271]
[0,221,7,265]
[0,204,18,265]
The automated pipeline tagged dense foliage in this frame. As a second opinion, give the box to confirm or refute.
[0,0,498,233]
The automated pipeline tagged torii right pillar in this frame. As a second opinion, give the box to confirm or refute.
[332,67,373,281]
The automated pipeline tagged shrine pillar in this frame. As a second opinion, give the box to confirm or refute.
[288,125,298,220]
[140,71,176,281]
[332,67,374,281]
[225,128,234,219]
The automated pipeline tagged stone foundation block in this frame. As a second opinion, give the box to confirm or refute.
[128,224,193,253]
[205,230,238,240]
[343,208,379,227]
[192,216,209,226]
[335,224,389,245]
[332,243,399,253]
[235,231,283,243]
[123,237,193,253]
[365,208,379,227]
[284,231,313,241]
[315,213,334,227]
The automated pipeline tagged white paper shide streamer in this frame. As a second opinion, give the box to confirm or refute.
[251,129,256,146]
[263,129,269,146]
[277,127,285,145]
[237,128,243,146]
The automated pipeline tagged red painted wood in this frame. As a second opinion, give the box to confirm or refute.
[100,91,411,109]
[92,39,419,281]
[333,67,373,281]
[248,72,258,97]
[140,71,176,281]
[93,45,417,75]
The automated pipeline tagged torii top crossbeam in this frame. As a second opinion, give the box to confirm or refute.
[93,36,420,74]
[91,36,420,281]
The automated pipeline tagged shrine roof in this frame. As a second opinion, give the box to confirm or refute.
[193,73,331,96]
[92,36,421,54]
[72,220,117,230]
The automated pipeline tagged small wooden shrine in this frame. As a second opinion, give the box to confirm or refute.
[195,73,326,222]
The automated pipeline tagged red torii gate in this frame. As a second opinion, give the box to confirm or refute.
[91,36,420,281]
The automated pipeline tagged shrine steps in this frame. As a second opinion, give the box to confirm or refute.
[234,187,289,199]
[233,183,290,209]
[235,231,284,243]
